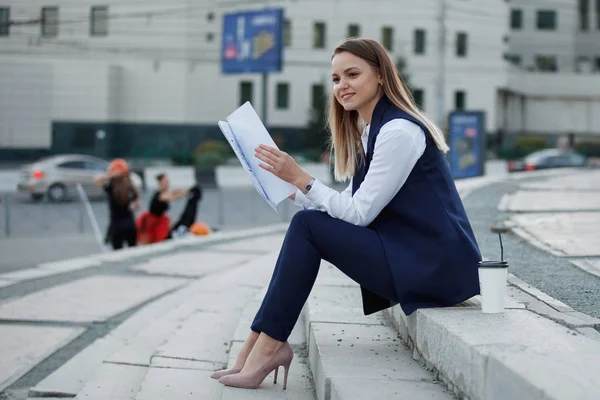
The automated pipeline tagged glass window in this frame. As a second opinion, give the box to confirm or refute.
[90,6,109,37]
[59,161,86,169]
[510,9,522,30]
[0,7,10,37]
[413,89,424,110]
[283,19,291,47]
[595,56,600,71]
[455,91,466,110]
[596,0,600,29]
[579,0,589,31]
[239,81,253,105]
[537,10,557,30]
[381,26,393,51]
[313,22,326,49]
[504,54,522,66]
[414,29,426,55]
[276,83,289,110]
[456,32,468,57]
[41,7,59,37]
[347,24,360,38]
[535,55,558,72]
[311,84,325,110]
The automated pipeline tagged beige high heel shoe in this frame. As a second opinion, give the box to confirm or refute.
[218,342,293,390]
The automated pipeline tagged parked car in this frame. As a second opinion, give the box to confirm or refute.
[507,149,587,173]
[17,154,143,202]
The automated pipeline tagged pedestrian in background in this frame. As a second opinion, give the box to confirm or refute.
[212,38,481,390]
[94,159,140,250]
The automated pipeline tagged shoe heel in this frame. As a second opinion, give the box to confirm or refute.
[282,360,291,390]
[273,366,279,384]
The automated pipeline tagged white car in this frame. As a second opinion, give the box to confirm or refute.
[17,154,143,202]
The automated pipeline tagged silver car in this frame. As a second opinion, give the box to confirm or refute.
[17,154,143,202]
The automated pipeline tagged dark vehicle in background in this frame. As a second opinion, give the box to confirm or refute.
[507,149,588,173]
[17,154,143,202]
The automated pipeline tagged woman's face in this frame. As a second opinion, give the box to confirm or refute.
[331,51,382,117]
[159,176,170,191]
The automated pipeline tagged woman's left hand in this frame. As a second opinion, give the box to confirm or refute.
[255,145,310,188]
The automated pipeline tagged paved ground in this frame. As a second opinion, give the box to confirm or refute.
[0,165,598,400]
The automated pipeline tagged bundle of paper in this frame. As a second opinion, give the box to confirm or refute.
[218,102,297,211]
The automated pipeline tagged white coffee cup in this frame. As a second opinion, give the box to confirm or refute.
[478,260,509,314]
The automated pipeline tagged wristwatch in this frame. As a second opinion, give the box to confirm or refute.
[303,177,315,194]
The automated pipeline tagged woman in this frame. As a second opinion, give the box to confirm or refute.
[136,173,189,243]
[94,168,140,250]
[213,38,481,390]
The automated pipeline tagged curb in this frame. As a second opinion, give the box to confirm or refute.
[0,223,289,285]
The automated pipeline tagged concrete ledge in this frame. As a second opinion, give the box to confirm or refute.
[384,305,600,400]
[304,262,454,400]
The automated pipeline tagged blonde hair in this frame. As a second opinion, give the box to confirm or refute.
[328,38,449,181]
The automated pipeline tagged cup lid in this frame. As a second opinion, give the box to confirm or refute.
[478,260,508,269]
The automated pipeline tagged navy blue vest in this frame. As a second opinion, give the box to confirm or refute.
[354,96,481,316]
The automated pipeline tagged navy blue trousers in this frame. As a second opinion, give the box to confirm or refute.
[251,210,398,342]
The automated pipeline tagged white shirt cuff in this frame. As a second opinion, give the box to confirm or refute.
[305,179,333,205]
[293,189,313,208]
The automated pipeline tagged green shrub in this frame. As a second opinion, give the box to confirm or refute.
[194,140,232,168]
[575,141,600,158]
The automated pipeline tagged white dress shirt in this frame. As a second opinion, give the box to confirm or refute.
[294,118,426,227]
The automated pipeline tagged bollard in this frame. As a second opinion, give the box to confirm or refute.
[78,196,85,233]
[2,193,10,237]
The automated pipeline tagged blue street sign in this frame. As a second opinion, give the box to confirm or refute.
[221,9,284,74]
[448,111,486,179]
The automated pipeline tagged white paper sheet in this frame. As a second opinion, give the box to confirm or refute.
[218,102,296,210]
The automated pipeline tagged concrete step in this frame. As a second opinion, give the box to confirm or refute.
[27,245,281,399]
[304,262,455,400]
[385,294,600,400]
[220,288,316,400]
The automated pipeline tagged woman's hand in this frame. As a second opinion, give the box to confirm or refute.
[255,145,311,189]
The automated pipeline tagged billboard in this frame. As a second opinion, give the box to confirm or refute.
[221,9,284,74]
[448,111,486,179]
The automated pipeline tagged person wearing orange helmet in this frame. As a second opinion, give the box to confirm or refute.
[94,159,141,250]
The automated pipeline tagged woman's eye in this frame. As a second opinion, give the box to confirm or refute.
[332,78,340,84]
[349,72,358,78]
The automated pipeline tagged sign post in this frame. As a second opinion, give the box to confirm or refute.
[448,111,486,179]
[222,8,284,127]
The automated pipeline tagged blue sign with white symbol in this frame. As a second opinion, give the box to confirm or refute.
[448,111,486,179]
[222,9,284,74]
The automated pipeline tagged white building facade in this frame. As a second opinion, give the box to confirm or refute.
[0,0,597,160]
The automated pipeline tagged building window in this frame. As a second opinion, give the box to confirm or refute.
[596,0,600,29]
[381,26,393,51]
[41,7,59,37]
[456,32,468,57]
[413,89,424,110]
[537,10,557,30]
[504,54,522,66]
[454,91,466,110]
[535,55,557,72]
[311,84,325,110]
[206,32,214,42]
[594,57,600,71]
[90,6,108,37]
[414,29,426,55]
[239,81,253,106]
[579,0,589,31]
[283,19,291,47]
[313,22,326,49]
[347,23,360,38]
[0,7,9,37]
[510,9,522,30]
[276,83,289,110]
